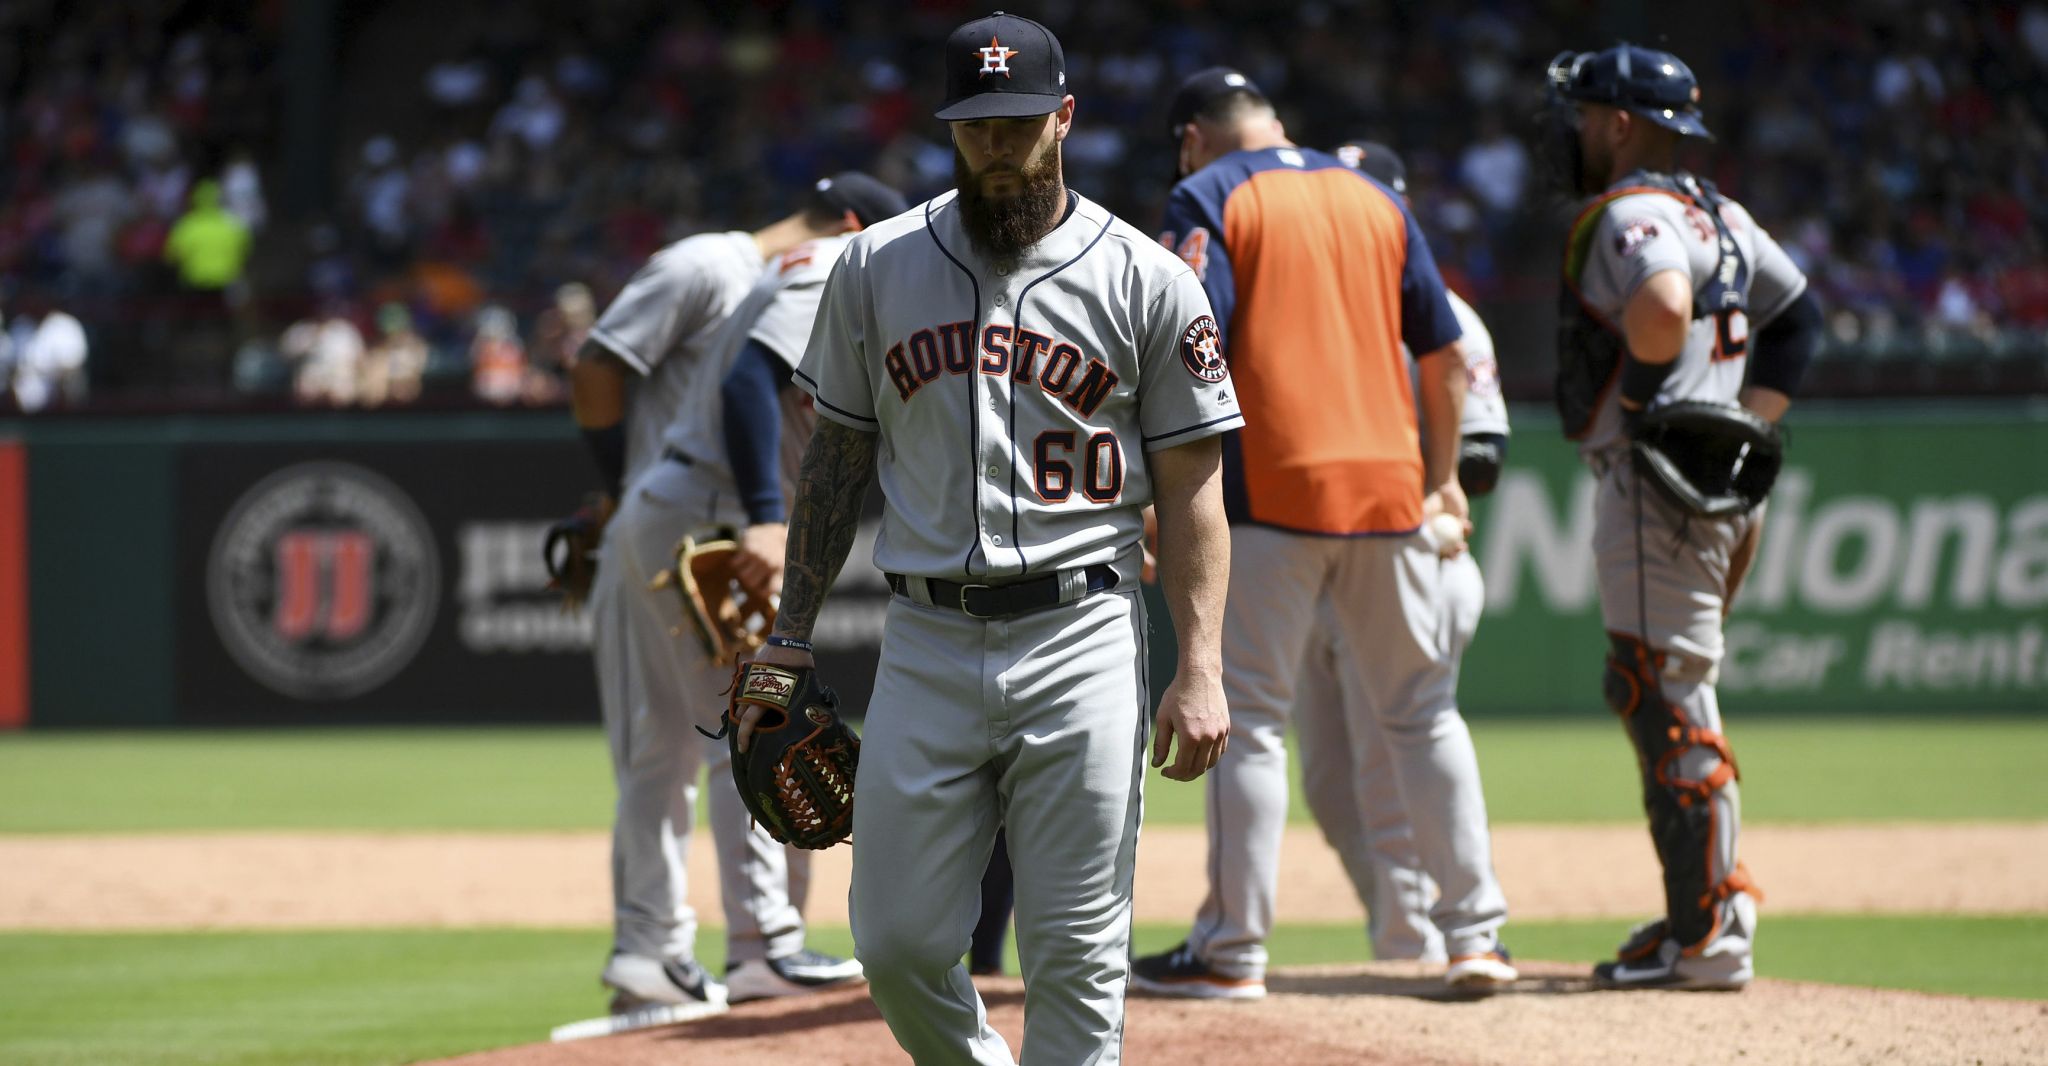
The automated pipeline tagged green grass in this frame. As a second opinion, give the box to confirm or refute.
[2,716,2044,832]
[0,728,616,832]
[1,918,2039,1066]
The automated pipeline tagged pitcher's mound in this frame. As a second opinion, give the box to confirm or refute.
[431,961,2045,1066]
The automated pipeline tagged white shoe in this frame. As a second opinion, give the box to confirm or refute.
[1444,941,1518,992]
[725,949,866,1003]
[1594,893,1755,991]
[601,952,729,1012]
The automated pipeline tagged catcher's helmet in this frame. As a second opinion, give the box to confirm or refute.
[1546,44,1711,140]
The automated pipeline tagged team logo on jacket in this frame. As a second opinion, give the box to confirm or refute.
[1179,315,1227,383]
[207,462,440,701]
[978,36,1017,77]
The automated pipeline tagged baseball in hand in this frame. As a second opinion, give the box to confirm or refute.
[1429,512,1467,557]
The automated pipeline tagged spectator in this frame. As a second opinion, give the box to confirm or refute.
[360,303,429,407]
[282,309,365,406]
[13,305,89,412]
[468,304,527,405]
[163,180,253,294]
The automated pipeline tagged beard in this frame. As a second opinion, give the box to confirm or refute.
[954,141,1064,263]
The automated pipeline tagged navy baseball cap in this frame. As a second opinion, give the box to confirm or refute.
[1547,44,1712,140]
[1334,141,1406,195]
[1167,67,1266,137]
[811,172,909,228]
[935,12,1067,121]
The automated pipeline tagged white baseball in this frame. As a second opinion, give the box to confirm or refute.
[1429,512,1467,556]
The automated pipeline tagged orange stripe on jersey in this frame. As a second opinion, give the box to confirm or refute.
[1222,167,1422,533]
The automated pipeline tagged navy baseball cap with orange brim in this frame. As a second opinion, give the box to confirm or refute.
[935,12,1068,121]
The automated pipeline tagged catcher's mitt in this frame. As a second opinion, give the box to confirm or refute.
[650,525,776,661]
[542,494,613,610]
[1630,401,1783,518]
[706,661,859,850]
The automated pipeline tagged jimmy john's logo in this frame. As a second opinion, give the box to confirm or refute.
[743,666,799,708]
[1180,315,1226,383]
[207,462,439,700]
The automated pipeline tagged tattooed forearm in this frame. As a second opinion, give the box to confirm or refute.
[775,418,879,640]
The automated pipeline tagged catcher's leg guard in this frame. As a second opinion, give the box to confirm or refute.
[1603,633,1757,951]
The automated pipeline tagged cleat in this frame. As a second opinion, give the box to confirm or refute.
[725,948,866,1003]
[601,952,729,1011]
[1130,941,1266,1000]
[1444,941,1518,992]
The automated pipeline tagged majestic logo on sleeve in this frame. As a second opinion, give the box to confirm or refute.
[1179,315,1227,383]
[207,462,440,700]
[977,36,1018,77]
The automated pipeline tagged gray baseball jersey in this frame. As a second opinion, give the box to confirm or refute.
[795,187,1240,1066]
[664,234,852,501]
[1448,293,1508,437]
[1570,179,1806,453]
[1408,291,1510,439]
[797,189,1243,583]
[587,230,762,484]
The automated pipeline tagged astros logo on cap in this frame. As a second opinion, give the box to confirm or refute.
[978,35,1017,77]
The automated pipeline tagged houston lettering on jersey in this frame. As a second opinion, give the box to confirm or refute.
[881,320,1119,419]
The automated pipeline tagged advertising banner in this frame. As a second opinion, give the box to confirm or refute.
[1461,409,2048,714]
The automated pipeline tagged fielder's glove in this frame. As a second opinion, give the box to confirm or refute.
[541,494,613,610]
[706,661,859,850]
[649,525,776,661]
[1630,401,1784,518]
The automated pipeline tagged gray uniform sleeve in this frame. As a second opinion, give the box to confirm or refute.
[1735,205,1809,327]
[588,242,734,375]
[1589,197,1694,313]
[792,244,879,429]
[1137,267,1245,451]
[749,280,829,371]
[1449,292,1510,438]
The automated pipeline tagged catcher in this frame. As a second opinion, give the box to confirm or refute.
[1542,44,1819,990]
[559,173,904,1014]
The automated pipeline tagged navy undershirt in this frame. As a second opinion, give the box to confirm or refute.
[721,339,794,524]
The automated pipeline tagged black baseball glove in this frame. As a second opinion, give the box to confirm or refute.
[707,661,859,850]
[541,494,613,609]
[1630,401,1783,518]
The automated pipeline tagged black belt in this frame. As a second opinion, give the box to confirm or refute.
[886,565,1119,619]
[662,446,695,466]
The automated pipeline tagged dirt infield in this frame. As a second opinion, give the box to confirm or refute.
[11,823,2045,1063]
[6,822,2046,929]
[424,962,2047,1066]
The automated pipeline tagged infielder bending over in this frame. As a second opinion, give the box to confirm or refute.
[1288,141,1513,964]
[1133,69,1514,999]
[739,13,1240,1064]
[569,174,902,1011]
[1541,44,1818,989]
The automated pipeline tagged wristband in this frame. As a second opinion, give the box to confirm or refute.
[765,635,814,652]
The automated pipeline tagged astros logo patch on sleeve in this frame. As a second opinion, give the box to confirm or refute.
[1179,315,1227,382]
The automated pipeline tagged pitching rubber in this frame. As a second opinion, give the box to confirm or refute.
[549,999,730,1042]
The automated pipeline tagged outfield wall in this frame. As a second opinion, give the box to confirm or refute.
[1,402,2042,727]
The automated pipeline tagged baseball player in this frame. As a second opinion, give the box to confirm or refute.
[737,13,1240,1063]
[1542,44,1819,989]
[1132,68,1514,999]
[1286,142,1513,964]
[572,173,903,1012]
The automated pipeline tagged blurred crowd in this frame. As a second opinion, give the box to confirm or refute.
[3,0,2047,412]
